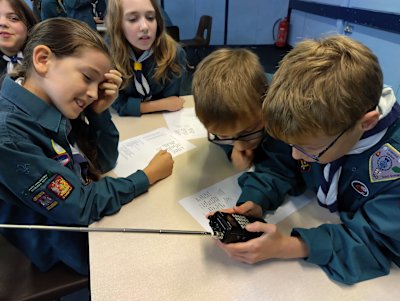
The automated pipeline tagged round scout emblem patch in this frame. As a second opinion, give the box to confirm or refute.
[351,180,369,197]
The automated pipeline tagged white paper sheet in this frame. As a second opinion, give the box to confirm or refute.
[179,174,313,231]
[113,127,196,177]
[163,108,208,139]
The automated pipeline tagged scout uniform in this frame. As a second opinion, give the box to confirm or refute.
[40,0,67,20]
[112,46,187,116]
[236,88,400,284]
[64,0,96,30]
[0,77,150,275]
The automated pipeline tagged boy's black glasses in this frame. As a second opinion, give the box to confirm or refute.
[208,129,264,145]
[290,129,346,162]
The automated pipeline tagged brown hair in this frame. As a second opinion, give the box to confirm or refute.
[192,48,268,128]
[106,0,184,88]
[16,18,114,180]
[0,0,38,53]
[263,35,383,142]
[1,0,38,30]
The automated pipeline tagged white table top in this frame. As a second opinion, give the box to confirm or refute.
[89,96,400,301]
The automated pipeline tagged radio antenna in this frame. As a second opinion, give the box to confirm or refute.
[0,224,214,237]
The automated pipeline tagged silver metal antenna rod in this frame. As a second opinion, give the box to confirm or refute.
[0,224,213,236]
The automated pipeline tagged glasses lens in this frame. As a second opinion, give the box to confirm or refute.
[208,133,234,145]
[237,129,264,141]
[290,144,319,161]
[208,129,264,145]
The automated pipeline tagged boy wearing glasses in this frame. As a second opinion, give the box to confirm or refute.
[192,48,304,215]
[216,36,400,284]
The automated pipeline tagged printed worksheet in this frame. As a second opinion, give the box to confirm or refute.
[163,108,208,140]
[113,127,196,177]
[179,174,242,231]
[179,174,313,232]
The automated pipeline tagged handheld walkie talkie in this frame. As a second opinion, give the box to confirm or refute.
[208,211,266,243]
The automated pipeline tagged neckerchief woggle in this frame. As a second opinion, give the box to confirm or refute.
[129,48,153,101]
[317,87,400,212]
[3,51,23,74]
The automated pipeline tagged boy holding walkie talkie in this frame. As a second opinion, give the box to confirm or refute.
[192,48,305,239]
[199,36,400,285]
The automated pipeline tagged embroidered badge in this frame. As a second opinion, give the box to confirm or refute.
[51,140,67,155]
[299,159,311,172]
[53,153,71,166]
[369,143,400,182]
[23,171,52,197]
[47,175,73,200]
[32,191,58,210]
[351,180,369,197]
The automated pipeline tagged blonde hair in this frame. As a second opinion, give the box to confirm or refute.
[192,48,268,128]
[263,35,383,142]
[106,0,184,88]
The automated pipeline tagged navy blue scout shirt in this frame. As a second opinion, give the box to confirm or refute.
[0,76,150,275]
[64,0,96,30]
[112,46,187,116]
[217,135,306,211]
[224,116,400,284]
[291,119,400,284]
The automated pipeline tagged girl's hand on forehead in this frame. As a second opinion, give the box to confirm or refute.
[91,69,123,114]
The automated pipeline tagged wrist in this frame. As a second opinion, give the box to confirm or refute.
[279,236,309,259]
[140,99,164,113]
[143,166,156,185]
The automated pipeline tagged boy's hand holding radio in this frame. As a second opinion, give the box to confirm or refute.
[213,202,309,264]
[91,69,123,113]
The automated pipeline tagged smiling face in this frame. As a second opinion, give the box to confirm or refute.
[0,0,28,56]
[121,0,157,53]
[25,46,112,119]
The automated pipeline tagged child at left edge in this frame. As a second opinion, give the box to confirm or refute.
[0,0,38,79]
[0,17,174,276]
[106,0,187,117]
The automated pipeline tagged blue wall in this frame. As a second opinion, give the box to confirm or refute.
[287,0,400,95]
[164,0,289,45]
[24,0,32,8]
[24,0,400,91]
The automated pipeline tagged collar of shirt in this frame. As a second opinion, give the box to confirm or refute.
[1,76,63,133]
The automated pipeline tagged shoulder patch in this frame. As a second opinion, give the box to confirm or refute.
[47,175,74,200]
[53,153,71,166]
[351,180,369,197]
[51,140,67,155]
[369,143,400,182]
[33,191,58,210]
[23,171,53,197]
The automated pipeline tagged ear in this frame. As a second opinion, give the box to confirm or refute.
[32,45,53,75]
[359,109,379,131]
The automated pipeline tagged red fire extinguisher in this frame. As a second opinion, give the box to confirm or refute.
[275,17,289,48]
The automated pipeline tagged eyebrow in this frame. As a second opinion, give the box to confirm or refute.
[124,10,155,16]
[83,66,104,79]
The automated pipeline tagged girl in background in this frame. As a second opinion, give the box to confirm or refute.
[0,0,37,78]
[0,18,174,275]
[40,0,68,20]
[64,0,96,30]
[106,0,187,116]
